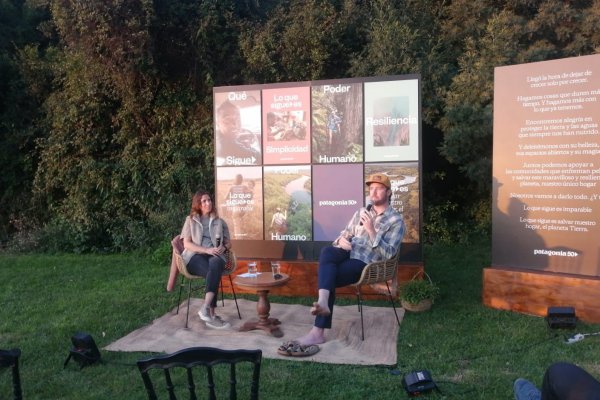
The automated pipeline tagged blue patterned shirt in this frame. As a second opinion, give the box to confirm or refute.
[338,205,405,264]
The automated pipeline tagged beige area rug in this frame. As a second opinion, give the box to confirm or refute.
[105,298,403,366]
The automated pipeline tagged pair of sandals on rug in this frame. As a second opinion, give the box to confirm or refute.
[277,302,329,357]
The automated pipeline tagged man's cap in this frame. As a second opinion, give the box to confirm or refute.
[365,173,391,189]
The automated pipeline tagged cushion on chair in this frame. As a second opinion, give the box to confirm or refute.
[167,235,185,291]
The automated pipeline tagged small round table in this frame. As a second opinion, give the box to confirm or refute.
[233,273,290,337]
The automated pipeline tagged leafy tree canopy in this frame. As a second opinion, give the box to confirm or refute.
[1,0,599,251]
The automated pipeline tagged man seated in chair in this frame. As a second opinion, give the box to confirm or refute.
[295,173,405,346]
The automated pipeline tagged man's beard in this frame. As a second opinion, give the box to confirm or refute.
[370,197,388,207]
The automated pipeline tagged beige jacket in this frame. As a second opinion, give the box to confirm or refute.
[180,215,230,265]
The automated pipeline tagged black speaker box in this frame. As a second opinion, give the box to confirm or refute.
[402,370,437,396]
[546,306,577,329]
[63,332,101,369]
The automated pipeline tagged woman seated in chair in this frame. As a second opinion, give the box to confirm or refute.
[180,189,232,330]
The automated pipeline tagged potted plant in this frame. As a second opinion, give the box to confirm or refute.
[399,273,440,312]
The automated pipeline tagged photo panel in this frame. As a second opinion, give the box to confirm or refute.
[364,79,419,162]
[312,164,365,241]
[213,75,422,262]
[216,166,263,240]
[365,163,420,244]
[262,86,311,165]
[263,165,312,241]
[214,90,262,166]
[311,82,364,163]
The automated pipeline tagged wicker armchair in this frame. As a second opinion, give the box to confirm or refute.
[175,252,241,328]
[349,251,402,340]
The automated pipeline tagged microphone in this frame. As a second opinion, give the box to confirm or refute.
[215,232,221,247]
[360,204,372,226]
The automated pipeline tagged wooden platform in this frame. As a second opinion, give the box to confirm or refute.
[483,267,600,323]
[222,260,424,299]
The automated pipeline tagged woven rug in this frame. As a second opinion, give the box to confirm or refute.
[105,298,403,366]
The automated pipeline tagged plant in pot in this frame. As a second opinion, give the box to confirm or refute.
[399,273,440,312]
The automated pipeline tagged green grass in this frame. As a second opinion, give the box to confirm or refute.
[1,238,599,399]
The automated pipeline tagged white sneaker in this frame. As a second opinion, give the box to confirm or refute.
[205,316,231,330]
[198,306,212,322]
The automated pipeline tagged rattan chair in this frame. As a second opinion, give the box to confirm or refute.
[349,251,402,340]
[175,252,241,328]
[137,346,262,400]
[0,348,23,400]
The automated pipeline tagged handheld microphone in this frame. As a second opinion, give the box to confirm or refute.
[359,204,372,226]
[215,232,221,247]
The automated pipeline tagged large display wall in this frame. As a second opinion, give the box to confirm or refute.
[213,75,422,261]
[493,54,600,277]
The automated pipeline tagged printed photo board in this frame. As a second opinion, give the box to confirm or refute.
[213,75,422,261]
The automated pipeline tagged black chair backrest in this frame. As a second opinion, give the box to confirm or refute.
[137,347,262,400]
[0,348,23,400]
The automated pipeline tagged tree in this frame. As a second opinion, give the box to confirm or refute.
[3,0,600,251]
[0,0,50,244]
[29,0,212,251]
[350,0,450,124]
[438,0,600,194]
[239,0,368,83]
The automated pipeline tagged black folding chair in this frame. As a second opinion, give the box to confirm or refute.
[0,348,23,400]
[137,347,262,400]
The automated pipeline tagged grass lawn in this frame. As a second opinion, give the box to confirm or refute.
[1,237,599,399]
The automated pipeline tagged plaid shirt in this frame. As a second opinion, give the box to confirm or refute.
[339,205,405,264]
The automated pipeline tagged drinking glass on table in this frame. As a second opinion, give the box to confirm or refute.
[248,261,257,276]
[271,262,281,279]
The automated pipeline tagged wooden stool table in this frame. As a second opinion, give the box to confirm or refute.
[233,273,290,337]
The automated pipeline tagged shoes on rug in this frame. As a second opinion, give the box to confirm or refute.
[198,306,231,329]
[277,341,320,357]
[205,316,231,330]
[198,306,212,322]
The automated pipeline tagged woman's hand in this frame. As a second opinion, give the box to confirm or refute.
[204,246,220,256]
[207,244,227,256]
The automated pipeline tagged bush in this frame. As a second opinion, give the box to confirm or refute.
[423,201,468,244]
[423,199,491,245]
[151,238,173,266]
[399,278,440,304]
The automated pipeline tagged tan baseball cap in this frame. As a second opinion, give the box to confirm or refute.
[365,173,391,189]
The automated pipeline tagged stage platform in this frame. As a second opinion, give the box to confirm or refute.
[221,260,424,299]
[483,267,600,323]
